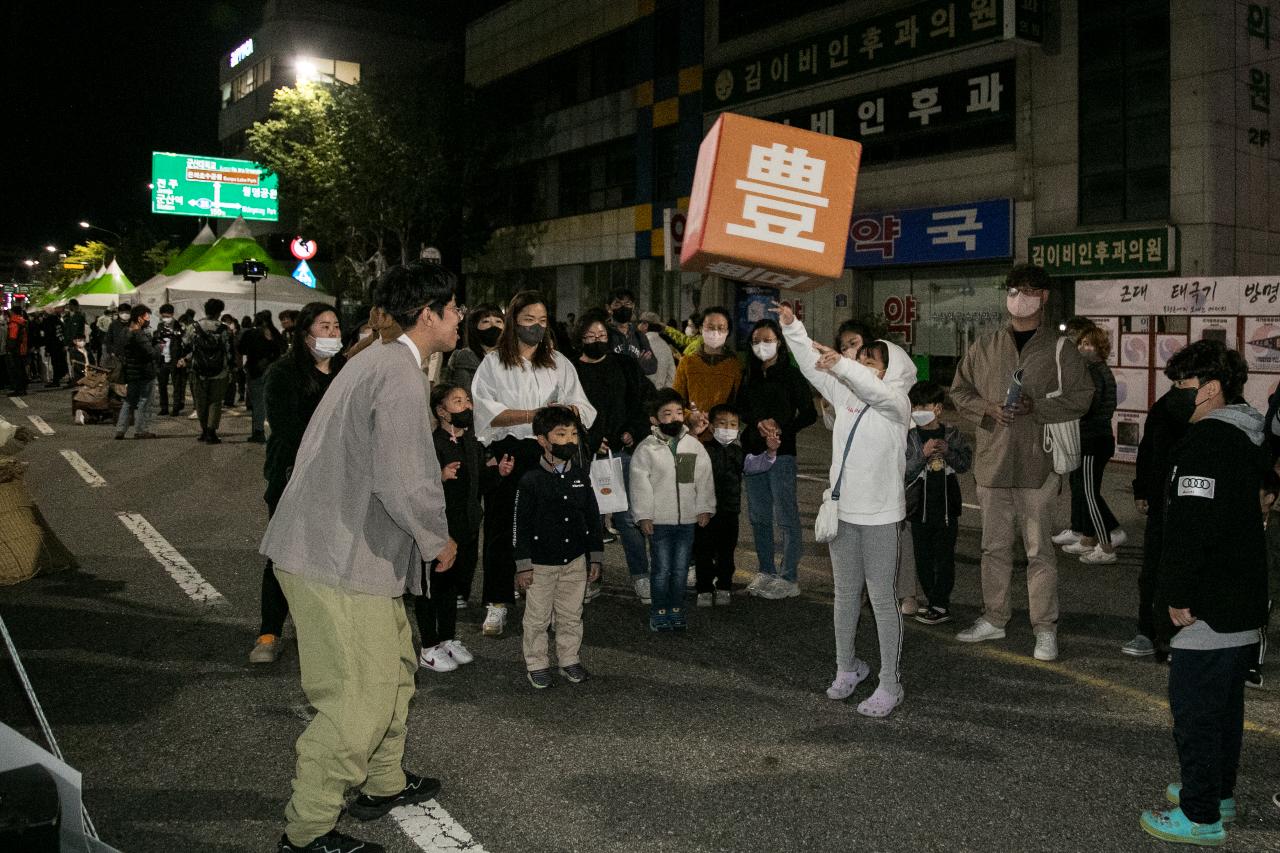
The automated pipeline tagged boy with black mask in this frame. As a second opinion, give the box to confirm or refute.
[513,406,604,688]
[1140,340,1269,847]
[604,288,657,376]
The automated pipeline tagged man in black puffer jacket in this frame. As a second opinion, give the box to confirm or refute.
[1140,340,1269,847]
[115,304,161,440]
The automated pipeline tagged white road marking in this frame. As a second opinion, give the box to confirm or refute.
[28,414,54,435]
[60,450,106,487]
[11,397,29,409]
[392,801,489,852]
[796,474,825,483]
[963,503,981,511]
[290,703,315,723]
[116,512,225,605]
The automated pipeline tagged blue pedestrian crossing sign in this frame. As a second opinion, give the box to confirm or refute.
[292,259,316,289]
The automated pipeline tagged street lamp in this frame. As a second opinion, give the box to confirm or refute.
[23,260,38,267]
[44,245,57,254]
[78,221,122,242]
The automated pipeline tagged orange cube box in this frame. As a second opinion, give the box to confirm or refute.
[680,113,862,293]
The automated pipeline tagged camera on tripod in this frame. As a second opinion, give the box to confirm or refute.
[233,259,268,282]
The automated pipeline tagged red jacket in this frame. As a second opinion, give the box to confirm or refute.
[6,315,28,357]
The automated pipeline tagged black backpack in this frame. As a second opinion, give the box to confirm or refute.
[191,323,229,378]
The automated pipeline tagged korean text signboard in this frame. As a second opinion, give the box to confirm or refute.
[707,0,1043,111]
[1028,226,1177,277]
[1075,276,1280,316]
[772,61,1014,162]
[681,113,862,293]
[845,198,1012,267]
[151,152,279,222]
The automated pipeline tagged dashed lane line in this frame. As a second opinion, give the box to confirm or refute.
[116,512,225,605]
[28,414,55,435]
[10,396,28,409]
[60,450,106,487]
[392,801,490,852]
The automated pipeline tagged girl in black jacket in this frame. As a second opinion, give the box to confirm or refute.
[737,318,817,599]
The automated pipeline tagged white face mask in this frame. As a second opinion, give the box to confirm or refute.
[702,330,728,349]
[310,336,342,359]
[358,329,373,341]
[752,341,778,362]
[713,427,738,446]
[911,410,937,427]
[1006,292,1043,319]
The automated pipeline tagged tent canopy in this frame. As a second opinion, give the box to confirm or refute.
[159,223,217,276]
[146,269,324,321]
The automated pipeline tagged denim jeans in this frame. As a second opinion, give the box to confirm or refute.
[248,374,268,435]
[616,451,649,578]
[116,378,156,435]
[649,524,695,614]
[744,453,802,582]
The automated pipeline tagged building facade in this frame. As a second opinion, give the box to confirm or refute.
[467,0,1277,379]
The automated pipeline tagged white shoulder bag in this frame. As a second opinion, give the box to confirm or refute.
[1043,337,1083,475]
[815,405,871,543]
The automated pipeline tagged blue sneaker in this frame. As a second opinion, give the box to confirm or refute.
[1140,806,1226,847]
[559,663,590,683]
[669,607,687,631]
[527,668,553,689]
[649,609,671,632]
[1165,783,1238,823]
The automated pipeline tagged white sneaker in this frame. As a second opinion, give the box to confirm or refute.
[482,604,507,637]
[1079,546,1118,565]
[444,639,474,665]
[1051,529,1081,545]
[188,410,199,419]
[1033,631,1058,661]
[74,410,86,425]
[956,618,1006,643]
[759,579,800,600]
[419,642,458,672]
[696,592,713,608]
[633,576,651,604]
[456,595,467,610]
[746,573,778,596]
[899,596,919,616]
[1108,529,1128,548]
[825,659,870,700]
[714,590,732,606]
[1062,540,1094,555]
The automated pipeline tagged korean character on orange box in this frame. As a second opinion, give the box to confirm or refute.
[680,113,862,293]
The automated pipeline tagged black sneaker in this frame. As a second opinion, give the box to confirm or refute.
[247,432,267,444]
[560,663,590,683]
[278,829,385,852]
[914,607,953,625]
[527,668,553,689]
[346,772,442,821]
[206,431,222,445]
[1247,668,1264,689]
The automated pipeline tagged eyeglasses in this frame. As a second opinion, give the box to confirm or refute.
[1006,286,1046,297]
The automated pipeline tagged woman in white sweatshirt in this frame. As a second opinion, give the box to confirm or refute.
[773,302,917,717]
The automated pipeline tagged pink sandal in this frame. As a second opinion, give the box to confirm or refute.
[856,685,904,718]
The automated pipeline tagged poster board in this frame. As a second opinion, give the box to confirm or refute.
[1119,333,1149,368]
[1114,411,1146,464]
[1113,368,1150,411]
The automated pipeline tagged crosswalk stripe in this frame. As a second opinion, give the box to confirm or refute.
[392,801,489,853]
[28,415,55,435]
[60,450,106,487]
[116,512,225,605]
[11,397,29,409]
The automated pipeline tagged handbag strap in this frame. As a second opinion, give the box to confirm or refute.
[831,405,871,501]
[1047,336,1066,399]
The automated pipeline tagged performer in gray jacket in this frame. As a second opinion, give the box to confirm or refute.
[261,261,460,853]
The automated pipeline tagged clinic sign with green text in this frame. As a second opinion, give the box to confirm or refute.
[1028,227,1178,278]
[705,0,1044,111]
[150,152,279,222]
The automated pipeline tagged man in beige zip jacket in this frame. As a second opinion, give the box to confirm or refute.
[949,264,1093,661]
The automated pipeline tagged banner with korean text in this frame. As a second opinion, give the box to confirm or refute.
[844,198,1012,267]
[681,113,862,293]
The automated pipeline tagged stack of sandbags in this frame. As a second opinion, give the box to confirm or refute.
[0,417,76,586]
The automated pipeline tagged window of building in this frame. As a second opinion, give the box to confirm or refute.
[558,137,636,218]
[1078,0,1169,224]
[718,0,843,42]
[221,83,232,110]
[483,26,640,122]
[652,125,681,204]
[226,58,272,105]
[654,5,681,77]
[295,57,361,86]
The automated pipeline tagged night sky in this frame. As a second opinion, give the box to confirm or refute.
[2,1,263,260]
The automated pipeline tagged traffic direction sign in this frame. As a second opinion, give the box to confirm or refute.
[151,152,279,222]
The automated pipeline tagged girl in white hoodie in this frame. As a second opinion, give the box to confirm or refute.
[773,302,917,718]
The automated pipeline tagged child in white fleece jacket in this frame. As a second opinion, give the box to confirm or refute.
[630,387,716,632]
[774,302,917,719]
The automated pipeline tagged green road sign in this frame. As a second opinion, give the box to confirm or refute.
[151,151,279,221]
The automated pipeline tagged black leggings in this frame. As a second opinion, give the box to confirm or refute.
[415,536,479,647]
[1070,437,1118,546]
[481,437,542,606]
[259,500,288,637]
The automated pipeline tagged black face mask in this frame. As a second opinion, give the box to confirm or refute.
[658,421,684,438]
[516,324,546,346]
[475,326,502,347]
[1166,385,1199,423]
[611,306,633,324]
[448,409,474,429]
[548,441,576,461]
[581,341,609,360]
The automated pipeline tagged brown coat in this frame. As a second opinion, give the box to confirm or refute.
[950,325,1093,489]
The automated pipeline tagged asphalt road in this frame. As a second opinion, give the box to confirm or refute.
[3,384,1280,853]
